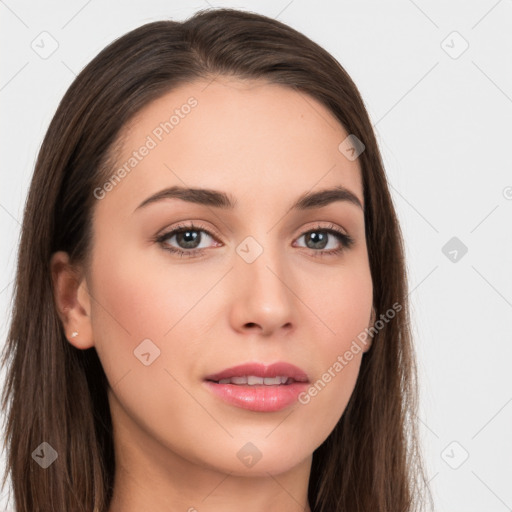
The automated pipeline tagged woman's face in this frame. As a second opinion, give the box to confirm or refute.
[79,77,372,477]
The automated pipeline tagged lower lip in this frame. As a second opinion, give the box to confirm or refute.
[203,380,309,412]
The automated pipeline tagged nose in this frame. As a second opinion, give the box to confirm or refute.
[229,242,297,337]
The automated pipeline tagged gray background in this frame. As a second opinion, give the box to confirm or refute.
[1,1,511,510]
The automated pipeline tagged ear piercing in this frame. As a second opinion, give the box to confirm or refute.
[71,331,78,338]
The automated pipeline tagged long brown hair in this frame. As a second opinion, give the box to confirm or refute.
[1,8,431,512]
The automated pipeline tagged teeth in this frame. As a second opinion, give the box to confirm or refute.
[264,376,290,385]
[217,376,290,385]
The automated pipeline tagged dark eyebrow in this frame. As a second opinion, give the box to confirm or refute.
[133,185,363,213]
[134,186,237,212]
[293,186,363,211]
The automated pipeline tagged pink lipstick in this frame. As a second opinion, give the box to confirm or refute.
[203,361,310,412]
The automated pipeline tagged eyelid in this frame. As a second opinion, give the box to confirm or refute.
[155,220,220,242]
[296,221,350,239]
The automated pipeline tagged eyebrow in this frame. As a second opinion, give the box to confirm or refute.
[134,185,364,213]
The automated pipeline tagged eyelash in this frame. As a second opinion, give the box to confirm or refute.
[155,222,355,259]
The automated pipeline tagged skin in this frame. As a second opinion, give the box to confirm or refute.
[51,77,374,512]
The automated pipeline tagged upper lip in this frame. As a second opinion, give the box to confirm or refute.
[204,361,309,383]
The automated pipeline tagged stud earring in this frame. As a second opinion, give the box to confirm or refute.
[71,331,78,338]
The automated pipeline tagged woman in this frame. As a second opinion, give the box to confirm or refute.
[1,8,431,512]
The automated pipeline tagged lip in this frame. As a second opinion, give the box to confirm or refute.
[204,361,309,383]
[203,361,310,413]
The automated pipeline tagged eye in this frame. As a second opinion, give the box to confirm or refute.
[293,224,354,258]
[155,222,220,258]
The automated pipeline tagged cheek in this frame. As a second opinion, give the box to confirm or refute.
[298,252,373,349]
[87,242,214,383]
[294,259,372,439]
[87,245,217,448]
[330,268,373,342]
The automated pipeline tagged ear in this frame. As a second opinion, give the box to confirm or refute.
[50,251,94,350]
[362,306,376,353]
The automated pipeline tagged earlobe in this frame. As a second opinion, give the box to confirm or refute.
[50,251,94,350]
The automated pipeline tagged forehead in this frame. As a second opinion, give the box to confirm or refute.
[97,77,364,217]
